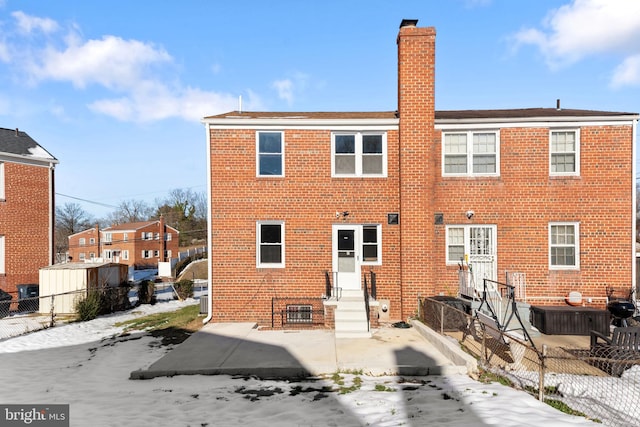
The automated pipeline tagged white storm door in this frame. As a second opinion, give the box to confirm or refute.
[333,225,361,290]
[468,226,497,286]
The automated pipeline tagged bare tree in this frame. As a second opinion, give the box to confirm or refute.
[55,203,94,262]
[106,199,152,225]
[152,188,207,246]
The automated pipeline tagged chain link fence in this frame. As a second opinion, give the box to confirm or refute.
[0,290,85,340]
[419,296,640,427]
[0,280,208,342]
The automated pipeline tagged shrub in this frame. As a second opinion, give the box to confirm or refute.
[75,291,105,321]
[174,279,194,300]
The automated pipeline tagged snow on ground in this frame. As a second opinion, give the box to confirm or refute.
[0,300,600,426]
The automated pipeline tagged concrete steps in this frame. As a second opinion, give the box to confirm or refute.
[334,289,371,339]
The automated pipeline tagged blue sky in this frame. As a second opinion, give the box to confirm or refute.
[0,0,639,218]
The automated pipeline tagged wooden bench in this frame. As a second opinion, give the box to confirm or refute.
[589,326,640,376]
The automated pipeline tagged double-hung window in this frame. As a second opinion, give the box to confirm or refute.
[443,131,499,176]
[332,132,386,177]
[79,238,86,246]
[549,222,579,269]
[257,221,285,268]
[362,225,382,265]
[257,131,284,176]
[550,129,579,176]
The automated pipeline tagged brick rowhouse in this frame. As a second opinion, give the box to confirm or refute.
[203,20,639,328]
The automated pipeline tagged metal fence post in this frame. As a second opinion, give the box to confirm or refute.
[538,344,547,401]
[49,294,55,328]
[440,304,444,335]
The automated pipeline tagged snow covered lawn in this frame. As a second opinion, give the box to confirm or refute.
[0,300,599,426]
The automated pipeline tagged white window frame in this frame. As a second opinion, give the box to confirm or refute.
[165,233,172,241]
[0,162,4,200]
[442,130,500,177]
[549,222,580,270]
[79,238,86,246]
[79,252,86,261]
[361,224,382,266]
[0,235,5,274]
[445,224,497,264]
[256,131,284,177]
[550,129,580,176]
[122,250,129,260]
[164,250,172,259]
[123,233,128,242]
[154,233,160,240]
[104,233,112,243]
[256,221,285,268]
[89,238,95,245]
[331,132,388,177]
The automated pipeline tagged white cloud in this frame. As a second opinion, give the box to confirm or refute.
[271,72,310,106]
[272,79,294,105]
[511,0,640,86]
[28,35,172,90]
[611,54,640,88]
[11,11,59,35]
[6,11,251,122]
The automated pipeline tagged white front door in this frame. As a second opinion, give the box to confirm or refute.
[333,225,361,290]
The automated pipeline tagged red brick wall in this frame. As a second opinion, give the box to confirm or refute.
[209,128,403,325]
[430,125,634,305]
[0,162,52,294]
[397,23,437,318]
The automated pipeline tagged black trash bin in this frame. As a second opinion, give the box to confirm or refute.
[17,284,39,312]
[423,296,470,331]
[0,289,12,318]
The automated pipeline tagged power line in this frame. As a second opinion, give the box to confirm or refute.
[56,193,119,209]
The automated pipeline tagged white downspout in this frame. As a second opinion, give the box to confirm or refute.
[203,121,213,324]
[49,162,55,265]
[633,119,638,301]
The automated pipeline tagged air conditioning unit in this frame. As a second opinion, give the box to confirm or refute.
[199,295,208,314]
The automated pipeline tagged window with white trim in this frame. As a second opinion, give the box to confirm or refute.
[257,131,284,176]
[79,238,86,246]
[442,131,499,176]
[0,162,4,200]
[164,250,172,259]
[0,235,5,274]
[123,233,128,242]
[122,250,129,260]
[550,129,579,175]
[104,233,112,244]
[446,225,496,264]
[154,250,160,257]
[257,221,285,268]
[165,233,172,241]
[154,233,160,240]
[549,222,579,269]
[89,238,95,245]
[332,132,387,177]
[362,225,382,265]
[79,252,85,261]
[142,250,152,259]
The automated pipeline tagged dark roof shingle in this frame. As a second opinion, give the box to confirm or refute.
[0,127,57,161]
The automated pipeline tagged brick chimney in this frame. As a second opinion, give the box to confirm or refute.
[397,19,437,317]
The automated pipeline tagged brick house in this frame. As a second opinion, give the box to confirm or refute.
[203,20,639,334]
[67,218,179,270]
[0,127,58,296]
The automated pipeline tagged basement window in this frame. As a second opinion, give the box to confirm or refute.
[286,305,313,324]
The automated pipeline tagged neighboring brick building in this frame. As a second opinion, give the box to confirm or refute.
[67,218,179,270]
[202,20,639,330]
[0,127,58,296]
